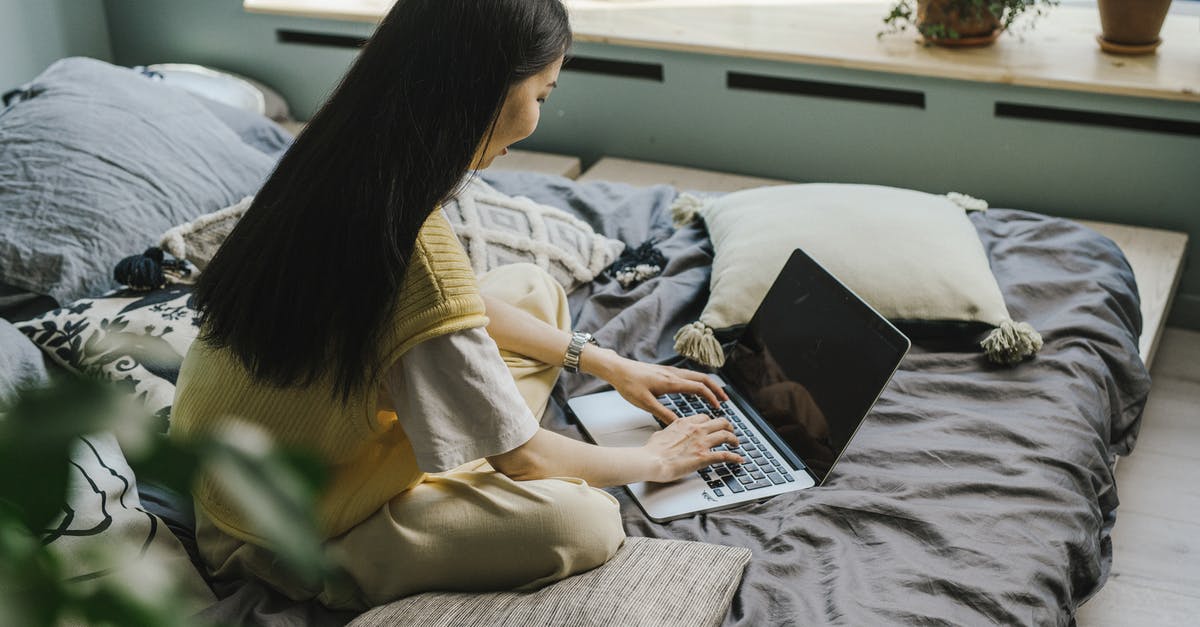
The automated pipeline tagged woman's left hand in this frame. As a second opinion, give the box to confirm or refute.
[583,348,728,425]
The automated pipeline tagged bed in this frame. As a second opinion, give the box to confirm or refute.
[484,168,1152,626]
[182,164,1153,625]
[0,58,1170,626]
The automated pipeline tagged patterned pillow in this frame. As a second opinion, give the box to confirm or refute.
[443,177,625,293]
[47,432,215,612]
[16,287,199,432]
[121,182,625,296]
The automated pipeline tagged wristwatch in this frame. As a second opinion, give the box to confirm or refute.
[563,331,599,374]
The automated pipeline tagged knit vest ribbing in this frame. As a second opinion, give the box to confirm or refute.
[170,211,488,542]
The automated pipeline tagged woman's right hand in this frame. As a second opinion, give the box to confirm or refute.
[642,414,744,483]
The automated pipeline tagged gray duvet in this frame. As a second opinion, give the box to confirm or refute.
[200,171,1150,626]
[484,171,1150,626]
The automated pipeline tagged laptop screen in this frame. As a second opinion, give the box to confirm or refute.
[721,249,909,483]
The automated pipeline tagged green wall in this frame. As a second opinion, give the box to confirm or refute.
[101,0,1198,330]
[0,0,112,89]
[537,43,1200,332]
[103,0,367,121]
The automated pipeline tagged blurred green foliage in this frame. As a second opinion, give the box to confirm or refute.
[0,377,335,626]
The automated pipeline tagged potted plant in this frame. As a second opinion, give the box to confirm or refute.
[1096,0,1173,55]
[881,0,1060,47]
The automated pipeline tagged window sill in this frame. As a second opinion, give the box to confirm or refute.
[244,0,1200,103]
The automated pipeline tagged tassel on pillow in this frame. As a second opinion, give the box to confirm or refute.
[981,319,1044,365]
[673,321,725,368]
[113,195,252,291]
[113,247,191,291]
[671,192,709,227]
[608,239,667,289]
[945,192,989,212]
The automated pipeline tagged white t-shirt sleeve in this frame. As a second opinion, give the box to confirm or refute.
[385,326,540,473]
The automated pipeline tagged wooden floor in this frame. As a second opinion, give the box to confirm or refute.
[1076,327,1200,626]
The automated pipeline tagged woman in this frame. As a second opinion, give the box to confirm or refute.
[171,0,743,610]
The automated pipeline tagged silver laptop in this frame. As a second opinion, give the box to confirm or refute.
[568,248,911,522]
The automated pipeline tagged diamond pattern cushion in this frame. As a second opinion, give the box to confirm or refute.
[442,177,625,293]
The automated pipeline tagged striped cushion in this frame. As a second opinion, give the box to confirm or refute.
[348,537,751,627]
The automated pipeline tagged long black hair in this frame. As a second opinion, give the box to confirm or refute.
[194,0,571,399]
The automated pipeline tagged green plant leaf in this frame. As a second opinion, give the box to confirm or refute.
[199,424,333,586]
[1,377,333,625]
[0,379,119,530]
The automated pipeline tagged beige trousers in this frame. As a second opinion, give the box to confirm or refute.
[196,263,625,610]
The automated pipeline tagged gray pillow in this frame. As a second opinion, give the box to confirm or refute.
[0,319,48,408]
[189,92,293,159]
[0,57,276,304]
[347,536,751,627]
[0,282,57,322]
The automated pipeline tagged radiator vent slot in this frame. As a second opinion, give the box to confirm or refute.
[563,56,664,81]
[995,102,1200,138]
[727,71,925,109]
[276,29,367,49]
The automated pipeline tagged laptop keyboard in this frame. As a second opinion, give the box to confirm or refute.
[656,393,796,497]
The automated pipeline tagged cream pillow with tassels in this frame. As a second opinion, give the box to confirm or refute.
[671,184,1042,367]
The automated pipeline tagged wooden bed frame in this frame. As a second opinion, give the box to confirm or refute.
[492,150,1188,369]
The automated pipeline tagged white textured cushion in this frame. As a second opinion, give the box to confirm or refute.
[442,177,625,294]
[672,184,1041,367]
[158,195,253,272]
[347,537,750,627]
[147,179,627,295]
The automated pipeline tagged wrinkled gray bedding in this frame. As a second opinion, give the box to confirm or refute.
[0,57,281,306]
[0,318,49,406]
[487,171,1151,626]
[198,170,1150,626]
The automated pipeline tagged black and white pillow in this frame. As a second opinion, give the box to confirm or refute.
[46,432,214,610]
[17,286,199,432]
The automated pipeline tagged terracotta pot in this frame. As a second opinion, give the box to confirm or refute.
[1097,0,1172,49]
[917,0,1002,46]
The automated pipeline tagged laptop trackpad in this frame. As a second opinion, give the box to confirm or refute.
[593,424,658,448]
[571,391,661,448]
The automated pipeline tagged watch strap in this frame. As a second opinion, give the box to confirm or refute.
[563,332,597,374]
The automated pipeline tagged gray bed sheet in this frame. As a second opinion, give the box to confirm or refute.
[198,171,1150,626]
[485,171,1150,626]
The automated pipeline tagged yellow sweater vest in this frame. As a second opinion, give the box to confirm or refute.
[171,211,489,542]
